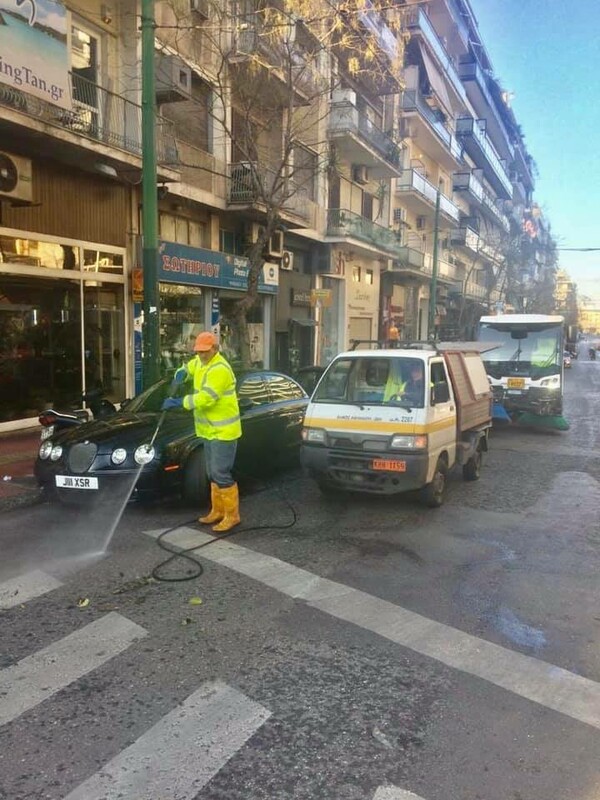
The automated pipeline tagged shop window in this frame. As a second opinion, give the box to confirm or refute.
[83,250,124,275]
[365,269,374,285]
[159,283,204,370]
[0,236,80,270]
[83,282,126,399]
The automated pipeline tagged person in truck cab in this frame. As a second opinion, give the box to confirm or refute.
[401,361,426,407]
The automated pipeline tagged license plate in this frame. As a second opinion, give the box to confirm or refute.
[40,426,55,441]
[55,475,99,490]
[372,459,406,472]
[507,378,525,389]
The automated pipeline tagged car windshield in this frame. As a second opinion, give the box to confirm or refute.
[479,324,562,379]
[313,357,425,408]
[123,380,173,414]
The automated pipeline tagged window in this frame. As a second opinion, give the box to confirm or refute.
[71,25,99,107]
[362,192,374,220]
[365,269,374,285]
[431,361,448,386]
[352,266,361,282]
[264,374,305,401]
[237,376,270,408]
[160,214,206,247]
[314,357,425,408]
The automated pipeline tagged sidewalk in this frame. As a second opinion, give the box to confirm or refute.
[0,428,44,512]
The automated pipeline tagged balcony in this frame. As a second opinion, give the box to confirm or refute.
[458,58,514,164]
[327,208,399,255]
[174,142,227,204]
[390,245,426,279]
[456,116,512,199]
[404,8,467,105]
[0,73,178,169]
[328,98,402,178]
[396,169,460,225]
[450,225,479,254]
[228,162,317,227]
[453,171,510,232]
[400,91,463,170]
[423,252,459,283]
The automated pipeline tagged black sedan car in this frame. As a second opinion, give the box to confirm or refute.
[35,371,308,506]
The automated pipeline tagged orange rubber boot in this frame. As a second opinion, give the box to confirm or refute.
[212,483,240,533]
[199,483,224,525]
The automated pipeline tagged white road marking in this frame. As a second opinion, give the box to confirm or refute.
[144,527,600,730]
[374,788,425,800]
[0,569,62,609]
[62,681,270,800]
[0,613,146,727]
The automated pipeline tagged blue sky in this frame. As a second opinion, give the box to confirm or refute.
[471,1,600,302]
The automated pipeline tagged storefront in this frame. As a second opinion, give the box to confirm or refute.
[156,240,278,375]
[274,268,316,375]
[0,228,128,429]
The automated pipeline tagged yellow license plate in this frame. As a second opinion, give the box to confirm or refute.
[507,378,525,389]
[372,459,406,472]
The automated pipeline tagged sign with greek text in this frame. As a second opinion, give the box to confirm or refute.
[0,0,71,109]
[158,240,278,295]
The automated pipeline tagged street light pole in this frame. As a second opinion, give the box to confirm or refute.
[428,183,441,339]
[141,0,160,388]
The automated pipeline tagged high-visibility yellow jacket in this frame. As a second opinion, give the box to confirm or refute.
[383,362,406,402]
[182,352,241,440]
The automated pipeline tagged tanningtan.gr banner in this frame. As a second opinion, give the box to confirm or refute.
[0,0,71,109]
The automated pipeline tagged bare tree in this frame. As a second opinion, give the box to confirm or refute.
[155,0,408,366]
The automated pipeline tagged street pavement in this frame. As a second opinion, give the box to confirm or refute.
[0,347,599,799]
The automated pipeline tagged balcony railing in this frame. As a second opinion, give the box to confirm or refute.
[401,91,463,162]
[228,162,316,225]
[329,102,401,167]
[456,116,512,197]
[453,170,484,203]
[423,252,459,281]
[404,8,467,103]
[0,73,178,165]
[450,225,479,252]
[396,170,460,222]
[458,58,514,159]
[176,142,227,199]
[394,245,425,270]
[327,208,399,253]
[481,186,510,232]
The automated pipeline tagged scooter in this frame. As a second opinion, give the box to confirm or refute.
[589,348,597,361]
[38,387,118,441]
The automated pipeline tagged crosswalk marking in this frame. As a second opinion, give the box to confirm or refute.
[0,612,146,727]
[145,527,600,730]
[62,681,270,800]
[374,788,425,800]
[0,569,62,609]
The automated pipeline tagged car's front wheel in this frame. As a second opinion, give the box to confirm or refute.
[182,448,209,506]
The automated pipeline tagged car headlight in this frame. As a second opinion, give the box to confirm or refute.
[540,376,560,389]
[134,444,155,465]
[39,441,53,460]
[111,448,127,465]
[50,444,63,461]
[302,427,327,444]
[390,434,428,450]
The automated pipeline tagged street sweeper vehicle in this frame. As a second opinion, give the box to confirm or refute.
[477,314,569,431]
[301,342,493,507]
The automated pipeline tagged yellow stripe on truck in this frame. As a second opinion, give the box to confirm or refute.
[305,417,456,434]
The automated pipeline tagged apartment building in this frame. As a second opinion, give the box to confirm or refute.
[0,0,178,430]
[0,0,546,430]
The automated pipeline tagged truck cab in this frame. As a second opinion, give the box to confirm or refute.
[301,343,492,507]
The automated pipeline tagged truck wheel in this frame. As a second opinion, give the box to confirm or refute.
[420,458,448,508]
[463,447,482,481]
[182,448,209,506]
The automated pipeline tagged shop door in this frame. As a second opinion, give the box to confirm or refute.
[83,282,126,402]
[348,317,372,349]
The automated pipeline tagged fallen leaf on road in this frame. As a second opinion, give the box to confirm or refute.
[188,597,203,606]
[77,598,90,608]
[181,617,194,626]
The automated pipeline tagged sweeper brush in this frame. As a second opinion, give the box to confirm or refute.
[516,412,570,431]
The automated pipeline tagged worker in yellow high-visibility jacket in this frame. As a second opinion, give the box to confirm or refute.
[162,331,242,532]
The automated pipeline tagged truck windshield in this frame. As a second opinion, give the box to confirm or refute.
[313,357,425,408]
[479,323,562,379]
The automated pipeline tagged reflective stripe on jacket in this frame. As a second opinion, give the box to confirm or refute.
[182,352,241,441]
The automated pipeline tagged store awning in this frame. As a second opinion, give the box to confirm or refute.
[418,42,454,119]
[290,318,317,326]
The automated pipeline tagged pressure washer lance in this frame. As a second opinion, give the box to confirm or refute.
[149,379,180,448]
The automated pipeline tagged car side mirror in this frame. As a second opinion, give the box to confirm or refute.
[432,381,450,404]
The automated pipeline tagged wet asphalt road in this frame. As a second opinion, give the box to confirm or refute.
[0,348,599,800]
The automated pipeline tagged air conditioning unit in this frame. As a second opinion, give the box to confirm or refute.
[0,152,32,204]
[190,0,209,18]
[268,230,284,257]
[155,54,192,103]
[416,215,426,230]
[280,250,294,271]
[393,207,407,224]
[352,165,369,185]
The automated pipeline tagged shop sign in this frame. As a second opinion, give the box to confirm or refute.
[132,267,143,302]
[0,0,71,110]
[291,289,311,307]
[310,288,332,308]
[157,240,278,294]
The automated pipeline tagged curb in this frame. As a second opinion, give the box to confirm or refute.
[0,480,44,513]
